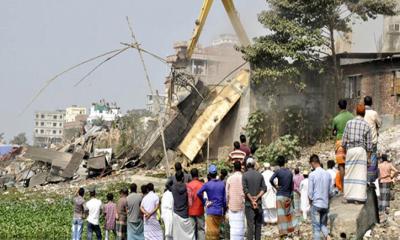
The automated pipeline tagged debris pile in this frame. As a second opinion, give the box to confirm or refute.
[0,111,155,188]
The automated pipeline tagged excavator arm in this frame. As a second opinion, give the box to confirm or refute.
[186,0,250,59]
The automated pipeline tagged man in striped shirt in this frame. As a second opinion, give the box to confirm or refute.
[226,161,245,239]
[229,141,246,165]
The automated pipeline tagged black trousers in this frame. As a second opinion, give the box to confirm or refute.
[87,222,102,240]
[245,206,263,240]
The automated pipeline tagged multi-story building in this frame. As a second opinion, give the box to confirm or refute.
[65,105,87,123]
[33,110,66,147]
[146,93,167,114]
[165,34,246,105]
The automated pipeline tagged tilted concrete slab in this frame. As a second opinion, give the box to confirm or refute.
[59,150,85,178]
[29,172,49,187]
[140,80,208,168]
[24,147,72,169]
[87,155,106,170]
[178,69,250,161]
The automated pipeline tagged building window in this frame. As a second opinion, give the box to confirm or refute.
[59,123,62,127]
[59,130,62,134]
[345,75,362,99]
[35,122,38,126]
[35,129,38,133]
[53,115,57,119]
[53,122,57,127]
[40,129,44,134]
[36,114,39,118]
[191,59,206,75]
[41,122,44,126]
[41,114,44,118]
[53,130,56,134]
[389,23,400,33]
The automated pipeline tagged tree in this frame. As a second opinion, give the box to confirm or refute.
[242,0,397,98]
[10,133,28,145]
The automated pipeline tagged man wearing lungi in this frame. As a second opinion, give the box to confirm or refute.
[342,104,373,203]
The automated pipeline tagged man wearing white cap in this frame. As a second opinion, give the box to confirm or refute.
[261,162,277,224]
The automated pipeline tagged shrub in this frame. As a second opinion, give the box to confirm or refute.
[245,110,269,147]
[254,134,301,164]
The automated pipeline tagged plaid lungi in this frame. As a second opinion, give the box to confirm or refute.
[379,182,392,212]
[276,195,298,236]
[205,215,224,240]
[293,192,301,219]
[344,147,367,202]
[116,220,127,240]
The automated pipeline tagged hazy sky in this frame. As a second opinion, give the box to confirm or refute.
[0,0,383,142]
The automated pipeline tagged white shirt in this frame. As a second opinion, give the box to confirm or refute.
[141,191,160,220]
[326,169,337,188]
[364,107,382,144]
[85,198,102,225]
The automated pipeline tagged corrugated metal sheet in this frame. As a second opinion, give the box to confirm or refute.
[178,69,250,161]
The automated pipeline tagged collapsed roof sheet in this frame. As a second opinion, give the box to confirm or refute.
[178,69,250,161]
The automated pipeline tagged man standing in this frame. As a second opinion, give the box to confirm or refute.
[186,168,205,240]
[229,141,246,164]
[226,161,245,239]
[326,160,337,189]
[72,187,85,240]
[239,134,251,156]
[308,154,333,240]
[293,168,304,221]
[261,163,277,224]
[332,99,354,191]
[243,157,266,240]
[165,162,192,188]
[161,181,174,240]
[197,165,226,240]
[116,188,129,240]
[270,156,297,237]
[85,188,102,240]
[342,104,373,203]
[140,183,163,240]
[127,183,144,240]
[171,171,195,240]
[364,96,382,182]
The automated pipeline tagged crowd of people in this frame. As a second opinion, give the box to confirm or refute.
[69,96,398,240]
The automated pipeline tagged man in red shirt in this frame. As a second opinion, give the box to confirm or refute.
[186,168,205,240]
[239,134,251,156]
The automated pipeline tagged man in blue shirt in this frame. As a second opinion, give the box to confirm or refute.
[197,164,226,240]
[308,154,333,240]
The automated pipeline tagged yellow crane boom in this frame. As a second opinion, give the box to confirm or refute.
[186,0,250,59]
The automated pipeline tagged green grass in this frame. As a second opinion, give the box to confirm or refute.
[0,182,132,239]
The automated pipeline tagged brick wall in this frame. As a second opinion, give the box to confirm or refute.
[341,59,400,116]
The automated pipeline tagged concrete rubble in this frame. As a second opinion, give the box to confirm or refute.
[0,120,152,188]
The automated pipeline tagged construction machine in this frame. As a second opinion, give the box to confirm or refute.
[174,0,252,161]
[173,0,250,67]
